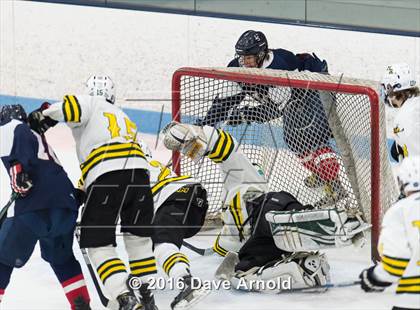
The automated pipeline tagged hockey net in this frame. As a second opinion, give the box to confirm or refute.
[171,67,399,258]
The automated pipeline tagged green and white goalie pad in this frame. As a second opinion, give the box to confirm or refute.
[265,208,371,252]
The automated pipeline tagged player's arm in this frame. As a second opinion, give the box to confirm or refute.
[227,88,285,126]
[359,206,407,291]
[195,92,246,126]
[295,53,328,73]
[43,95,92,127]
[1,123,35,195]
[390,140,407,162]
[163,122,267,193]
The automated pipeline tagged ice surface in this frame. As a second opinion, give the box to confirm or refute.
[0,127,396,309]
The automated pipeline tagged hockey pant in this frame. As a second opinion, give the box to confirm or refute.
[79,169,156,300]
[0,208,90,308]
[236,191,311,272]
[153,184,208,280]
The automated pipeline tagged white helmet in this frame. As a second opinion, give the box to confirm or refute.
[380,63,416,105]
[86,75,116,104]
[397,156,420,197]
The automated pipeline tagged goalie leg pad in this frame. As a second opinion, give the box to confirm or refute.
[265,208,371,252]
[231,252,330,292]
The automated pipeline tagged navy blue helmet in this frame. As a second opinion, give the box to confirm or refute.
[0,104,27,125]
[235,30,268,66]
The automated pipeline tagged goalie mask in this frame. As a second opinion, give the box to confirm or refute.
[380,63,416,108]
[235,30,268,68]
[0,104,27,125]
[396,156,420,198]
[86,75,116,104]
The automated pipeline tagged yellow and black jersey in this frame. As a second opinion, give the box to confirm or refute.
[147,158,200,211]
[202,126,268,248]
[392,97,420,160]
[43,95,149,187]
[373,192,420,309]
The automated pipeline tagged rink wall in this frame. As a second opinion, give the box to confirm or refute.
[0,1,419,107]
[0,1,416,155]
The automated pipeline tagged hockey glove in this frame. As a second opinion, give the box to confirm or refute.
[74,188,86,207]
[9,162,33,196]
[28,102,58,134]
[359,266,392,292]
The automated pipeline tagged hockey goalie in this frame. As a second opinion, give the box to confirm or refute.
[163,121,371,292]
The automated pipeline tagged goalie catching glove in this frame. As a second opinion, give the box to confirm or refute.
[162,121,209,162]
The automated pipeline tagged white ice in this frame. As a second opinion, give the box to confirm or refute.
[0,126,397,310]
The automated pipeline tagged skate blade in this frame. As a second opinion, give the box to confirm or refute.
[172,287,211,310]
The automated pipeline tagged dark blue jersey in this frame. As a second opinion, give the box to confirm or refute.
[228,49,327,73]
[196,48,332,154]
[0,120,78,215]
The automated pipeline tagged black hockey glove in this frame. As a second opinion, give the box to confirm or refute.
[28,102,58,134]
[359,266,392,292]
[297,53,328,74]
[9,162,33,196]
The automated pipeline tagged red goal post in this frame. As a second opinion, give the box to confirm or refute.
[171,67,398,260]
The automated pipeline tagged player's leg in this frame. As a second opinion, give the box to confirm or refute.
[0,216,37,304]
[152,184,209,310]
[80,170,140,308]
[0,213,41,304]
[0,262,13,304]
[38,208,90,310]
[120,168,157,310]
[283,94,344,208]
[228,192,330,292]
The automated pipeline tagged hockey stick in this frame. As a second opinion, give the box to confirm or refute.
[276,280,361,294]
[0,192,20,225]
[74,226,112,308]
[182,241,213,256]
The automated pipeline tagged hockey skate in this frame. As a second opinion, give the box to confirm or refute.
[138,283,158,310]
[313,179,348,209]
[127,276,158,310]
[170,275,210,310]
[117,292,143,310]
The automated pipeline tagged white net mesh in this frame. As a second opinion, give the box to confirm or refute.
[172,67,398,231]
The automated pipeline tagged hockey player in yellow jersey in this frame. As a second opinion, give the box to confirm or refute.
[136,141,210,310]
[30,76,157,310]
[162,122,369,292]
[359,156,420,310]
[381,63,420,161]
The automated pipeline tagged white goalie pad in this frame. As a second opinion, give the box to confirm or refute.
[161,121,208,162]
[265,208,371,252]
[230,252,330,293]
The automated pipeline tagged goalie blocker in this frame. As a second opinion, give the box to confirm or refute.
[163,122,370,292]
